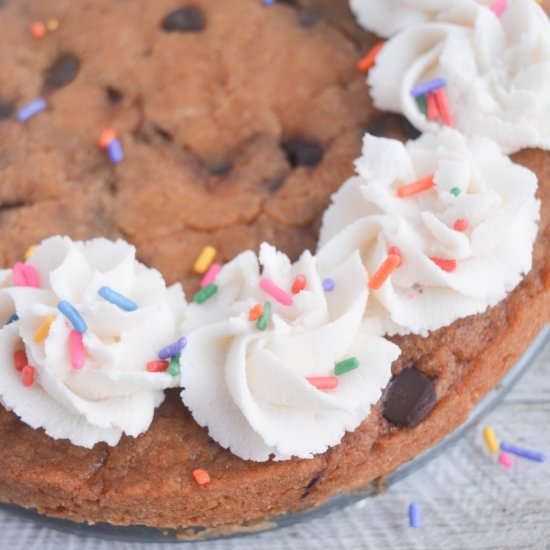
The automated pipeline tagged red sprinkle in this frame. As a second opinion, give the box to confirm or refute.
[426,92,439,121]
[193,468,211,485]
[453,219,468,232]
[99,129,117,149]
[306,376,339,390]
[434,88,454,127]
[30,22,46,39]
[21,365,35,387]
[248,304,264,321]
[430,257,457,272]
[357,41,385,73]
[14,350,28,372]
[396,175,435,198]
[291,274,307,295]
[368,254,402,290]
[146,360,169,372]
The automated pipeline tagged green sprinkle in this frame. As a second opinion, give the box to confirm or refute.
[416,94,427,116]
[193,284,218,304]
[256,301,272,332]
[168,354,181,377]
[450,187,462,197]
[335,357,360,376]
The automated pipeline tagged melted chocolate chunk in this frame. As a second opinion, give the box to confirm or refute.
[366,114,421,142]
[44,54,81,91]
[162,6,206,33]
[106,86,123,104]
[264,174,286,193]
[382,364,436,428]
[283,140,324,167]
[298,7,322,28]
[302,473,322,498]
[206,162,232,176]
[0,98,15,119]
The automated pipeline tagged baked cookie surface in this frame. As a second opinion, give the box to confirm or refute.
[0,0,548,533]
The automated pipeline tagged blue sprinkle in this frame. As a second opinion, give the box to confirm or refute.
[410,78,446,97]
[500,442,546,463]
[107,138,124,164]
[17,98,47,122]
[98,286,138,312]
[58,300,88,333]
[263,0,276,4]
[158,336,187,360]
[322,278,335,292]
[409,502,422,528]
[6,313,19,325]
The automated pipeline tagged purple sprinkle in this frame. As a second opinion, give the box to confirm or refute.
[17,98,46,122]
[409,502,422,528]
[500,442,546,463]
[158,336,187,360]
[322,278,335,292]
[107,137,124,164]
[263,0,276,4]
[410,78,446,97]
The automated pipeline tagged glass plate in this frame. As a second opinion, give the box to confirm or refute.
[2,324,549,543]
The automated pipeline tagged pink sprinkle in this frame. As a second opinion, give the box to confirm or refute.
[200,263,222,288]
[23,265,40,288]
[306,376,339,390]
[407,292,414,300]
[69,330,85,370]
[259,278,293,307]
[499,452,514,469]
[426,92,439,121]
[491,0,507,16]
[13,263,28,286]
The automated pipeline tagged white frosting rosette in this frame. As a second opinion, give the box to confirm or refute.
[181,244,400,461]
[0,236,186,447]
[317,129,540,336]
[350,0,490,37]
[367,0,550,153]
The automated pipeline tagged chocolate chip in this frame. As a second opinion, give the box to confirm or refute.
[366,114,421,142]
[282,140,324,167]
[264,174,286,193]
[382,364,436,428]
[302,473,322,498]
[0,98,15,119]
[161,6,206,33]
[206,162,232,176]
[44,54,81,91]
[298,7,321,27]
[106,86,123,104]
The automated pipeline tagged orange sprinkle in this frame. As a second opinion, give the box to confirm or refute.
[368,254,401,290]
[388,247,402,261]
[30,21,46,39]
[248,303,264,322]
[453,219,468,232]
[357,41,385,73]
[193,468,211,485]
[14,350,28,372]
[426,92,439,121]
[99,129,117,149]
[434,88,454,127]
[430,257,457,272]
[396,175,435,198]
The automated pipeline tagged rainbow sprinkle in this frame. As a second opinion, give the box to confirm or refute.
[69,329,85,370]
[256,301,272,331]
[322,278,335,292]
[249,303,264,322]
[357,41,385,73]
[192,468,211,485]
[500,442,546,463]
[200,263,222,288]
[259,277,293,307]
[12,262,38,288]
[168,354,181,377]
[368,253,401,291]
[396,175,435,198]
[146,360,169,372]
[193,246,217,275]
[334,357,359,376]
[291,274,307,295]
[17,98,46,122]
[13,350,28,372]
[193,284,218,304]
[6,314,19,325]
[410,78,446,97]
[98,286,138,312]
[158,336,187,360]
[409,502,422,528]
[498,452,514,469]
[306,376,339,390]
[450,187,462,197]
[430,257,457,273]
[58,300,88,333]
[21,365,35,387]
[34,315,56,343]
[107,138,124,164]
[483,427,500,453]
[491,0,508,16]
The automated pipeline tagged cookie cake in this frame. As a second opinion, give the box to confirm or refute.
[0,0,549,538]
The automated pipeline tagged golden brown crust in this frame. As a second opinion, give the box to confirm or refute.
[0,0,548,532]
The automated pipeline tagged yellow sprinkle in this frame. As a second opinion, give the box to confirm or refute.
[46,18,59,32]
[34,315,56,343]
[483,426,499,453]
[193,246,217,275]
[24,245,37,261]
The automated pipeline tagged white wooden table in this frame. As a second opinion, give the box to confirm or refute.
[1,341,549,550]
